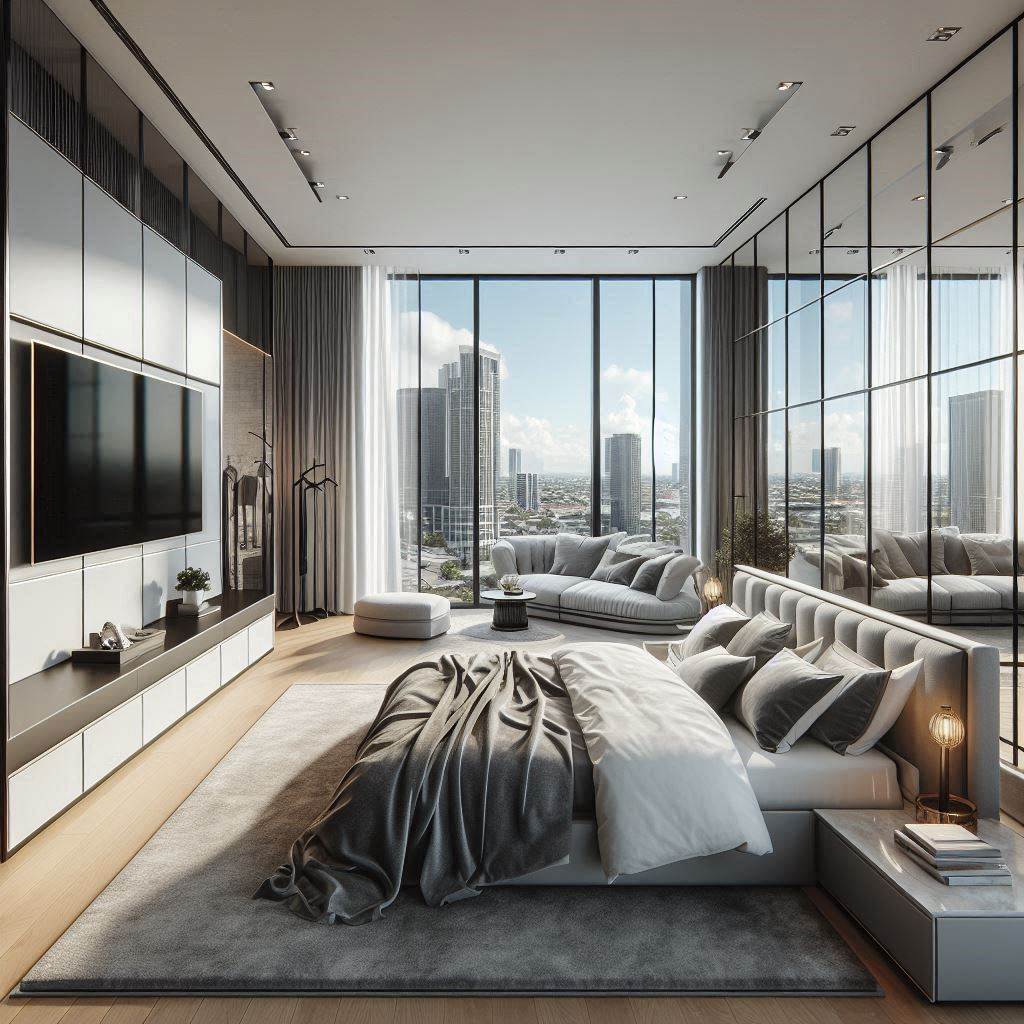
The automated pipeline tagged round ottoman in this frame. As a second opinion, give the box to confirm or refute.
[353,593,451,639]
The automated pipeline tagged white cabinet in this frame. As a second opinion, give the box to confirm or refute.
[84,180,143,357]
[83,697,143,789]
[8,735,83,848]
[143,227,187,372]
[186,647,221,710]
[9,119,83,336]
[186,259,222,384]
[248,613,275,664]
[143,669,187,744]
[220,631,248,685]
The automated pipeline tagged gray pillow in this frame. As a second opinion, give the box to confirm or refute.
[807,642,891,755]
[604,555,644,586]
[733,649,846,753]
[630,552,677,594]
[961,534,1013,576]
[680,604,750,659]
[551,534,614,577]
[726,612,792,669]
[590,547,637,581]
[672,645,755,713]
[655,554,701,601]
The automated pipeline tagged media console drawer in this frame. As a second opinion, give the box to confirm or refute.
[220,631,248,684]
[8,734,83,848]
[186,647,222,710]
[248,613,275,664]
[143,668,187,744]
[84,696,143,789]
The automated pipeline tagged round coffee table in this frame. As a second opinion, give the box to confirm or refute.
[480,590,537,632]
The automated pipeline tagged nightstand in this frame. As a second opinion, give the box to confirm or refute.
[815,808,1024,1002]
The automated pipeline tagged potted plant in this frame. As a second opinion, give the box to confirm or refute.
[176,566,212,613]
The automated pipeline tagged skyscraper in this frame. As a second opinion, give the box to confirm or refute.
[508,447,522,482]
[605,433,641,534]
[949,389,1003,533]
[812,446,842,498]
[516,472,540,512]
[419,387,448,532]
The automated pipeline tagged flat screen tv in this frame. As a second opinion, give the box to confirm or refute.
[32,344,203,562]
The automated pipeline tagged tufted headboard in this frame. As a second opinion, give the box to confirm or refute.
[732,566,1001,819]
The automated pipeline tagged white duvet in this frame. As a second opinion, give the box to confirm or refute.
[553,642,772,879]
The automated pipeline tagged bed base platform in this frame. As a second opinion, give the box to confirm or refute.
[499,810,816,886]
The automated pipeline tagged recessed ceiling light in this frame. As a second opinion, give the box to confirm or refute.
[808,248,820,256]
[716,149,731,157]
[627,249,640,255]
[251,80,275,91]
[740,128,761,142]
[553,248,566,255]
[459,248,470,254]
[912,194,926,202]
[297,149,310,156]
[846,248,860,255]
[831,125,856,137]
[336,194,349,200]
[1003,198,1013,205]
[310,181,325,189]
[777,81,801,91]
[363,248,375,255]
[673,194,688,200]
[279,128,298,141]
[927,26,961,42]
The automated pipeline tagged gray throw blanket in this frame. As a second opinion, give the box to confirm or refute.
[256,651,577,924]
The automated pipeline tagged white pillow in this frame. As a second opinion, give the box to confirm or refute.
[845,656,923,756]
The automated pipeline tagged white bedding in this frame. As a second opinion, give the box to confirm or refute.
[552,642,773,879]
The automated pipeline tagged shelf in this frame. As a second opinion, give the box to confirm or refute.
[7,589,275,773]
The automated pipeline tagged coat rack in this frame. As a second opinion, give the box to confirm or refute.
[290,459,337,627]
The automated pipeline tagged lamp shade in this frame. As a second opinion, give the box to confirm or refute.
[928,705,965,749]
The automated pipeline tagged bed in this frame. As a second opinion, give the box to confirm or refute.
[258,566,1001,922]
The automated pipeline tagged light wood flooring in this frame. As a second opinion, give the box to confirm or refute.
[1,609,1022,1024]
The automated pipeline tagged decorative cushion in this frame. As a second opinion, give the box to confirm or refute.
[603,556,645,586]
[590,547,637,581]
[671,645,755,713]
[845,656,924,756]
[551,534,615,577]
[872,529,947,578]
[726,611,793,669]
[806,642,891,755]
[961,534,1012,576]
[655,554,701,601]
[842,554,888,590]
[733,648,846,754]
[680,604,750,658]
[630,552,676,594]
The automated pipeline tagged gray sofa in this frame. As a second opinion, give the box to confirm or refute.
[490,533,702,634]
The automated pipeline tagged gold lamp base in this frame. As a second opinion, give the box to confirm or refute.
[914,794,978,833]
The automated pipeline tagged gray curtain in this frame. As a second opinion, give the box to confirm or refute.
[273,267,362,616]
[696,264,767,582]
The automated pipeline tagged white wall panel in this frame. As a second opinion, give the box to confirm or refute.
[9,570,83,683]
[8,735,83,848]
[9,119,83,336]
[142,546,187,625]
[83,697,142,789]
[83,557,143,638]
[184,539,222,600]
[142,226,186,373]
[84,180,142,357]
[187,381,221,546]
[186,259,222,384]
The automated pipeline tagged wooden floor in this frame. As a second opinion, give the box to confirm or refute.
[1,610,1022,1024]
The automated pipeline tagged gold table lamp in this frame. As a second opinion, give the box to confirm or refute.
[915,704,977,832]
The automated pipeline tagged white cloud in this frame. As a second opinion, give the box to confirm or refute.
[503,413,588,473]
[601,364,653,394]
[407,311,508,383]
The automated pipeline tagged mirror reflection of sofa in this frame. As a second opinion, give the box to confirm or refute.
[790,527,1020,622]
[490,532,701,633]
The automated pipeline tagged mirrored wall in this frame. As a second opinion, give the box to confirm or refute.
[724,23,1023,770]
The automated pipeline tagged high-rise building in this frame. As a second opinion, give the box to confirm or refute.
[671,461,679,485]
[516,472,540,512]
[439,344,501,561]
[812,447,842,498]
[508,447,522,482]
[605,433,641,534]
[419,387,448,532]
[949,389,1003,533]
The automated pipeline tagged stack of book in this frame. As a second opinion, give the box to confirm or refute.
[894,823,1011,886]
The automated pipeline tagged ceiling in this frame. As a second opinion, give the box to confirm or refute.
[47,0,1024,273]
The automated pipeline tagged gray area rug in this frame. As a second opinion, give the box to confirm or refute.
[456,621,562,642]
[22,684,878,996]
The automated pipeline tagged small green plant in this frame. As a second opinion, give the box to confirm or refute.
[439,559,463,581]
[714,508,793,577]
[176,566,212,593]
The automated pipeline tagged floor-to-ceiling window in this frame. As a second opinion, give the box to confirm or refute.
[403,275,695,605]
[723,21,1024,782]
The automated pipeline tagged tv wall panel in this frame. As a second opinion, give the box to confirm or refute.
[142,546,187,625]
[186,260,222,385]
[142,226,186,373]
[9,118,83,336]
[84,180,142,358]
[184,539,222,601]
[83,556,143,641]
[9,569,83,683]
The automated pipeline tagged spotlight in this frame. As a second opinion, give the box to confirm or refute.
[740,128,761,142]
[336,194,349,200]
[831,126,855,137]
[627,249,640,254]
[777,81,801,91]
[297,149,311,156]
[553,248,566,254]
[309,181,325,189]
[912,194,926,202]
[927,26,961,42]
[279,128,298,141]
[459,248,470,254]
[673,194,688,200]
[250,80,275,91]
[363,248,375,255]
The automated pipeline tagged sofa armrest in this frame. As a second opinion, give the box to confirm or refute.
[490,539,518,577]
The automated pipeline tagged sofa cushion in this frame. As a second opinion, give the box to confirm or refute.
[930,574,1004,611]
[603,556,644,586]
[559,579,700,623]
[972,575,1018,610]
[873,529,947,578]
[961,534,1012,576]
[866,576,952,614]
[939,527,970,575]
[590,546,637,581]
[516,573,587,609]
[656,554,702,601]
[505,536,558,574]
[551,533,615,577]
[630,552,676,594]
